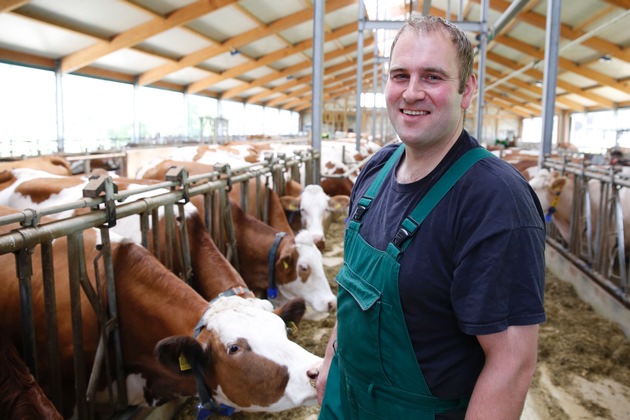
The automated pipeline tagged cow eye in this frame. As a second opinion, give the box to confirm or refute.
[227,343,240,354]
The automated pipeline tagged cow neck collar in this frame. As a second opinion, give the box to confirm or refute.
[192,311,237,418]
[267,231,288,300]
[545,184,564,223]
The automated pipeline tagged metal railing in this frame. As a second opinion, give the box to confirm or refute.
[0,148,319,418]
[542,157,630,306]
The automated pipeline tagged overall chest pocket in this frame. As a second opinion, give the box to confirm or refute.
[335,263,395,384]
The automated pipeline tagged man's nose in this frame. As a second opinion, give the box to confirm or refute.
[402,77,426,102]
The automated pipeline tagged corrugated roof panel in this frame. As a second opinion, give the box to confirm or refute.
[0,14,95,59]
[187,5,259,42]
[238,35,289,58]
[239,0,305,25]
[92,49,169,75]
[139,27,214,58]
[25,0,153,35]
[162,66,214,85]
[201,51,251,73]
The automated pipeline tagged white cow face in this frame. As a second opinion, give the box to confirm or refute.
[157,296,322,412]
[298,184,349,250]
[277,231,337,320]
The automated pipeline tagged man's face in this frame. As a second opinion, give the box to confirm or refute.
[385,29,475,149]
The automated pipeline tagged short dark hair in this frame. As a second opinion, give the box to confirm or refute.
[389,15,475,94]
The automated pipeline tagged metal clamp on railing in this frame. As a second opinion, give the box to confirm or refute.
[165,166,190,204]
[263,151,275,165]
[19,208,40,228]
[213,163,232,192]
[83,174,118,228]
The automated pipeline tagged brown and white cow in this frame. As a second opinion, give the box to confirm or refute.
[0,207,321,417]
[0,156,73,176]
[0,330,63,419]
[225,198,336,320]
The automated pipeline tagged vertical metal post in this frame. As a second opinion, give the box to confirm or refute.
[474,0,488,143]
[15,247,37,377]
[133,79,140,144]
[67,232,88,419]
[41,241,63,411]
[356,0,365,151]
[371,34,379,139]
[311,0,325,184]
[55,61,65,153]
[540,0,561,163]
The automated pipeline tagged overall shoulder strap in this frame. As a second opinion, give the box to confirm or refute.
[387,147,495,257]
[350,143,405,225]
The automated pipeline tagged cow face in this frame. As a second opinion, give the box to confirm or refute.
[155,296,321,412]
[281,184,349,252]
[276,231,336,320]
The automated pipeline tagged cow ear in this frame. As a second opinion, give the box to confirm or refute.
[274,297,306,331]
[277,252,294,272]
[328,195,350,211]
[154,336,208,376]
[279,196,301,211]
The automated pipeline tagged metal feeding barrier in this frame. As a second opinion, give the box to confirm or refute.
[543,157,630,307]
[0,148,319,419]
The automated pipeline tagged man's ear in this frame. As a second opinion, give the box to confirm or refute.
[461,73,477,110]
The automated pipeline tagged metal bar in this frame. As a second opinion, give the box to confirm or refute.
[475,0,489,143]
[311,0,324,184]
[15,247,37,378]
[356,0,365,151]
[539,0,561,161]
[67,232,88,419]
[489,0,531,39]
[40,241,63,412]
[177,203,193,283]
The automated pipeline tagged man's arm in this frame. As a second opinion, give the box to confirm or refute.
[316,323,337,404]
[465,324,539,420]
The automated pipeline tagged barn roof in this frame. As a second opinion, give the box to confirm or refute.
[1,0,629,117]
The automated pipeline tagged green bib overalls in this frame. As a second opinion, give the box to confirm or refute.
[319,145,493,420]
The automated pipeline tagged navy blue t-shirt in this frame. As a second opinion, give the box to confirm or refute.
[347,131,546,411]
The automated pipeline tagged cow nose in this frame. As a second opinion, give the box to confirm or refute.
[328,299,337,312]
[313,235,325,252]
[307,366,320,388]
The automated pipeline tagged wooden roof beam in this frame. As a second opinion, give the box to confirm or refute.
[219,41,374,100]
[0,0,28,13]
[188,21,358,94]
[141,0,356,87]
[60,0,238,73]
[487,52,615,108]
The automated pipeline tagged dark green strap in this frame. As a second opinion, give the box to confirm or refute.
[349,143,405,230]
[365,143,405,199]
[388,147,495,256]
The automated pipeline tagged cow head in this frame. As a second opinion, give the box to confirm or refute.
[155,296,322,412]
[280,184,349,252]
[275,230,336,321]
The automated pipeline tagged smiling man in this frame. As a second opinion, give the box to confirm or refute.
[317,15,547,420]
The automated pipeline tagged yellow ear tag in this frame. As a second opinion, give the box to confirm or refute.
[179,354,192,371]
[286,321,299,336]
[283,261,289,270]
